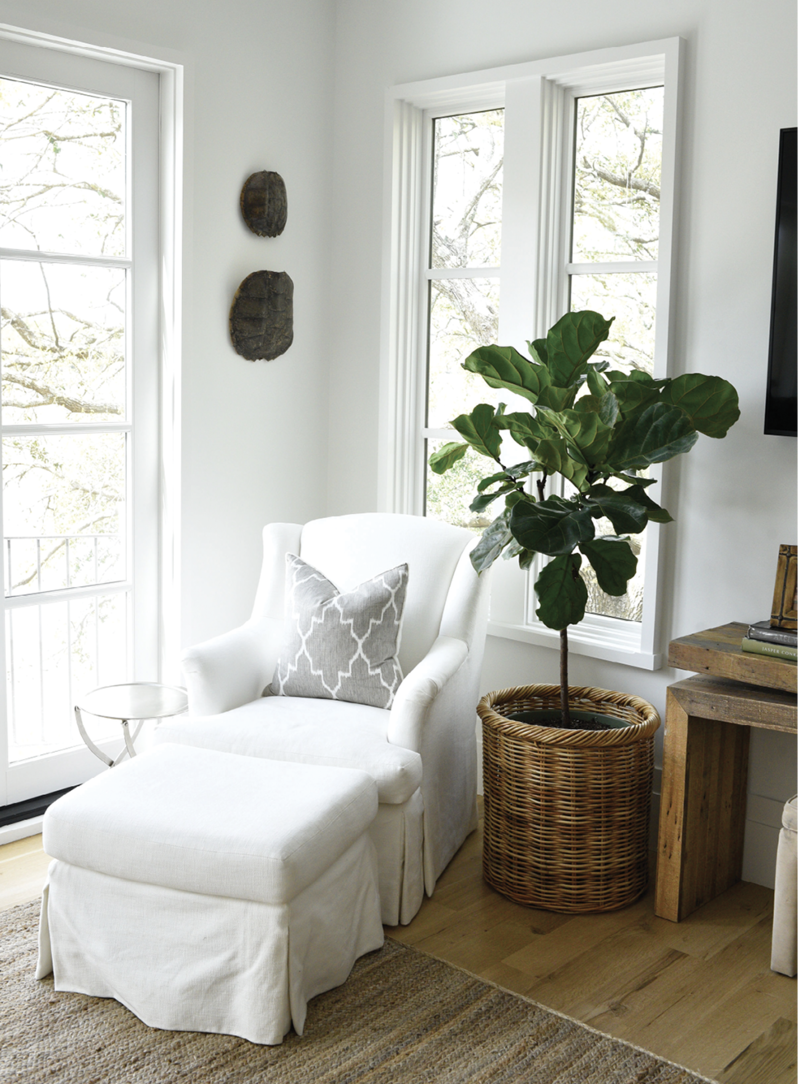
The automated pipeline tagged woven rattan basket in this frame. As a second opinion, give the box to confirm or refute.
[478,684,660,913]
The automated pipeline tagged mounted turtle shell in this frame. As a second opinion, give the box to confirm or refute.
[240,171,287,237]
[229,270,293,361]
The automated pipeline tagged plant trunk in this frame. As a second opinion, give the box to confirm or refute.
[560,627,570,727]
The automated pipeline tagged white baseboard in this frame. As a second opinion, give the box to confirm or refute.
[0,816,44,845]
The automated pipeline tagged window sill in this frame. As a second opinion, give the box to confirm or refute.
[487,619,663,671]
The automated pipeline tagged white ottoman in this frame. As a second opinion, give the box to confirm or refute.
[771,794,798,977]
[36,744,384,1044]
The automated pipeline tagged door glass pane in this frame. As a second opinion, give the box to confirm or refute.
[1,260,126,423]
[572,87,663,263]
[3,432,126,597]
[431,109,504,269]
[427,278,501,428]
[570,272,657,375]
[0,77,126,257]
[7,591,127,763]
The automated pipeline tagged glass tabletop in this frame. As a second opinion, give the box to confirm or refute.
[75,682,188,721]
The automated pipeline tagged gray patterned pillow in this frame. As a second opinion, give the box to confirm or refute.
[269,554,408,709]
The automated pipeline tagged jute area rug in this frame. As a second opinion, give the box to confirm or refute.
[2,901,715,1084]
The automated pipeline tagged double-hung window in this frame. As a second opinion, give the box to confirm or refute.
[383,40,682,668]
[0,34,180,807]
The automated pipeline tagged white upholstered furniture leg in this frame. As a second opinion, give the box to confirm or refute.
[771,794,798,977]
[36,744,384,1044]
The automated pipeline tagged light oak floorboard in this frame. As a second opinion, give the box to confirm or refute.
[386,811,796,1084]
[2,816,795,1084]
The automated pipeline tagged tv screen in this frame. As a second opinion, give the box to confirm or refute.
[764,127,797,437]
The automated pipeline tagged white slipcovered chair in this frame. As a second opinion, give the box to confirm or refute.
[153,513,491,926]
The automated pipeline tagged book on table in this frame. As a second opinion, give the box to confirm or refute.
[746,619,798,648]
[741,636,798,662]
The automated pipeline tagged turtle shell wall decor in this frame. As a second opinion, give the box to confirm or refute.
[229,270,293,361]
[240,171,287,237]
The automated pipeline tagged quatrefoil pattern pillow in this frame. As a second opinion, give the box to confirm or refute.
[270,554,408,709]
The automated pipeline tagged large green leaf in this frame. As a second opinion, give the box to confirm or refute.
[580,537,638,596]
[527,338,547,366]
[428,441,468,475]
[606,376,661,415]
[534,554,588,630]
[463,345,550,404]
[586,367,609,399]
[608,403,699,470]
[544,311,614,388]
[469,484,518,513]
[495,411,553,448]
[536,384,576,411]
[451,403,503,459]
[509,495,595,556]
[599,392,620,427]
[660,374,741,438]
[470,512,514,573]
[559,409,613,466]
[535,439,589,488]
[476,461,539,493]
[625,483,673,523]
[584,484,649,534]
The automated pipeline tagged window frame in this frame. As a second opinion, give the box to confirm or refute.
[0,26,183,808]
[380,39,683,670]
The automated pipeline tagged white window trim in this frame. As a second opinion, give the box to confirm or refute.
[380,38,684,671]
[0,24,183,803]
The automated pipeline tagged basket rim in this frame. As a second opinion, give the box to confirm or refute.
[477,683,660,746]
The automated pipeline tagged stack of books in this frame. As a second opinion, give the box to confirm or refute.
[741,620,798,662]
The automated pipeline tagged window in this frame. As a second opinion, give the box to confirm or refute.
[382,40,682,668]
[0,33,181,807]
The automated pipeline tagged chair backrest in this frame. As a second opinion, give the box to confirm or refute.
[252,513,477,676]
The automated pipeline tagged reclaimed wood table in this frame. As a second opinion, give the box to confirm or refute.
[655,622,797,922]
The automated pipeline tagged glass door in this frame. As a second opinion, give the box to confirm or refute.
[0,42,161,806]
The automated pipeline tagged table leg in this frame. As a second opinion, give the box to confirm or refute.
[655,687,750,921]
[74,706,114,768]
[121,719,138,760]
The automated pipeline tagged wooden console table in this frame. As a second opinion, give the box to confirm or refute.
[655,622,797,922]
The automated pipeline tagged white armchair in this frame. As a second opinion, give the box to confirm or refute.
[154,513,491,925]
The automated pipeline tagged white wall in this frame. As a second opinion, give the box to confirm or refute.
[0,0,337,649]
[327,0,798,884]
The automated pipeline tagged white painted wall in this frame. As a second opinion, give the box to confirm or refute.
[0,0,336,650]
[326,0,798,884]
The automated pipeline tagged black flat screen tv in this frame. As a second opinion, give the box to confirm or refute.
[764,127,797,437]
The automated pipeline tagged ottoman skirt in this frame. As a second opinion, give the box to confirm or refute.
[36,745,384,1044]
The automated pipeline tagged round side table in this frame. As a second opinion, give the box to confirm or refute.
[75,683,188,768]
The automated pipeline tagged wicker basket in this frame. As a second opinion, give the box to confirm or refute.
[478,684,660,913]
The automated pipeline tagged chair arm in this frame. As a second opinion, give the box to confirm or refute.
[182,617,283,716]
[388,635,469,753]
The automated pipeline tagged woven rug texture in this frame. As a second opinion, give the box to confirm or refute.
[1,900,716,1084]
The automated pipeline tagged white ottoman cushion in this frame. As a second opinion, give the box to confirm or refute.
[37,745,384,1044]
[43,743,378,904]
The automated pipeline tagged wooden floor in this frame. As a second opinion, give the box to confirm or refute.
[2,819,796,1084]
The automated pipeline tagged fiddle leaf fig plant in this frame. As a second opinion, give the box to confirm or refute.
[429,310,740,725]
